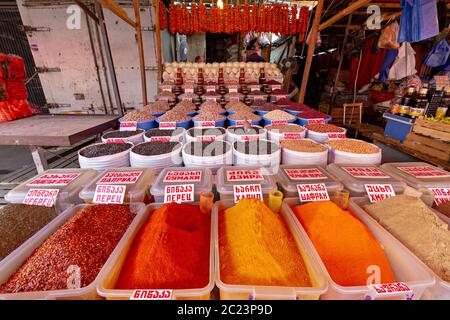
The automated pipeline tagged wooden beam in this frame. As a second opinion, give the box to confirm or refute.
[319,0,372,31]
[154,0,163,83]
[133,0,147,106]
[74,0,99,24]
[299,0,325,103]
[98,0,136,27]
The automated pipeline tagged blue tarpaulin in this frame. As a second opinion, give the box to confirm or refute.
[398,0,439,43]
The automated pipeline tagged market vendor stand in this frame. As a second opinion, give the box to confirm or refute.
[0,114,118,173]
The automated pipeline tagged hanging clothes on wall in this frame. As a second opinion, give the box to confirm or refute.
[424,39,450,67]
[388,42,417,80]
[398,0,439,43]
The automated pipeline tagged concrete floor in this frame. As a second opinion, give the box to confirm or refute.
[0,145,34,179]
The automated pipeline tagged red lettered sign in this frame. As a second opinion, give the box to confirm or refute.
[159,122,177,130]
[198,121,216,128]
[297,183,329,202]
[120,121,137,131]
[365,184,395,203]
[397,166,450,178]
[106,138,127,144]
[233,184,263,203]
[164,184,194,203]
[27,173,81,187]
[307,118,325,124]
[366,282,413,300]
[163,170,202,182]
[343,167,390,178]
[327,133,346,139]
[430,188,450,206]
[270,120,288,126]
[131,289,173,300]
[196,135,216,142]
[97,171,143,184]
[23,189,60,207]
[236,120,252,126]
[226,169,263,182]
[284,168,327,181]
[283,133,302,140]
[93,185,126,204]
[241,135,259,141]
[148,136,171,142]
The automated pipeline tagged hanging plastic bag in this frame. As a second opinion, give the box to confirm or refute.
[423,39,450,68]
[378,22,400,49]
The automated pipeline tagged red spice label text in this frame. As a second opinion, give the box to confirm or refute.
[131,289,173,300]
[327,133,347,139]
[430,188,450,206]
[120,121,137,131]
[365,184,395,203]
[397,166,450,178]
[97,171,143,184]
[163,170,202,182]
[307,118,325,124]
[164,184,194,203]
[198,121,216,128]
[227,169,263,182]
[196,135,216,142]
[159,122,177,129]
[343,167,390,179]
[93,185,126,204]
[28,173,81,187]
[106,138,127,144]
[236,120,252,126]
[271,120,288,126]
[23,188,60,207]
[366,282,413,300]
[233,184,263,203]
[297,183,329,202]
[283,133,302,140]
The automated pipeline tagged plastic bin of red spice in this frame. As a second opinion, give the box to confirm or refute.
[0,203,145,299]
[97,202,214,300]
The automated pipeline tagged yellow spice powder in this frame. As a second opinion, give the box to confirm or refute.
[219,198,311,287]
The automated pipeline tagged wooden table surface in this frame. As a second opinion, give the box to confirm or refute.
[0,115,119,146]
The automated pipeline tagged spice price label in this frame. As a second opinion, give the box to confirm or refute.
[365,282,413,300]
[271,120,288,126]
[98,171,143,184]
[397,166,450,178]
[131,289,173,300]
[106,138,127,144]
[164,184,194,203]
[307,118,325,124]
[196,135,216,142]
[27,173,81,187]
[228,87,238,93]
[23,189,60,207]
[198,121,216,128]
[120,121,137,131]
[365,184,395,203]
[163,170,202,182]
[327,133,347,139]
[283,133,302,140]
[233,184,263,203]
[93,185,126,204]
[241,135,260,141]
[227,169,263,182]
[297,183,329,202]
[430,188,450,206]
[236,120,252,126]
[159,122,177,130]
[285,168,327,181]
[343,167,390,179]
[148,136,171,142]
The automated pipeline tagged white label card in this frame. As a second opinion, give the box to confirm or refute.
[233,184,263,203]
[397,166,450,178]
[163,170,202,182]
[27,173,81,187]
[159,122,177,130]
[23,189,60,207]
[198,121,216,128]
[93,185,126,204]
[284,168,327,181]
[327,133,346,139]
[283,133,302,140]
[131,289,173,300]
[430,188,450,206]
[164,184,195,203]
[343,167,390,179]
[365,184,395,203]
[365,282,413,300]
[307,118,325,124]
[97,171,143,185]
[297,183,330,202]
[120,121,137,131]
[106,138,127,144]
[226,169,263,182]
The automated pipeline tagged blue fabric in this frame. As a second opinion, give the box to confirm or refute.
[442,55,450,71]
[424,39,450,67]
[379,48,399,83]
[398,0,439,43]
[246,53,265,63]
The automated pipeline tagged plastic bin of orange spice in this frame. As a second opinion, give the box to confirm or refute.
[0,203,146,300]
[96,202,214,300]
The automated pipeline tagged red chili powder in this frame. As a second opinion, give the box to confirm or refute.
[115,203,210,290]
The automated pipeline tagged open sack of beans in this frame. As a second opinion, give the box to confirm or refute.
[325,139,382,165]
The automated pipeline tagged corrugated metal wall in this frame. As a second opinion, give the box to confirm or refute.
[0,5,46,107]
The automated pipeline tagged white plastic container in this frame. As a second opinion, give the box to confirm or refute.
[283,197,435,300]
[4,168,98,213]
[185,127,226,143]
[266,124,307,143]
[349,197,446,300]
[101,129,145,145]
[79,167,155,204]
[326,163,407,197]
[276,165,343,198]
[226,125,267,143]
[182,141,233,174]
[143,127,185,143]
[381,162,450,190]
[281,139,328,166]
[150,167,214,202]
[215,166,278,200]
[233,139,281,173]
[78,142,133,170]
[213,199,328,300]
[130,142,183,173]
[96,202,214,300]
[0,203,146,300]
[306,127,347,143]
[326,139,382,165]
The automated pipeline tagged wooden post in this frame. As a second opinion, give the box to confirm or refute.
[154,0,163,83]
[282,36,297,92]
[298,0,324,104]
[133,0,148,106]
[332,14,352,95]
[319,0,372,31]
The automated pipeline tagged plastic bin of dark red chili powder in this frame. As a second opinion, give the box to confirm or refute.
[97,202,214,300]
[0,203,145,299]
